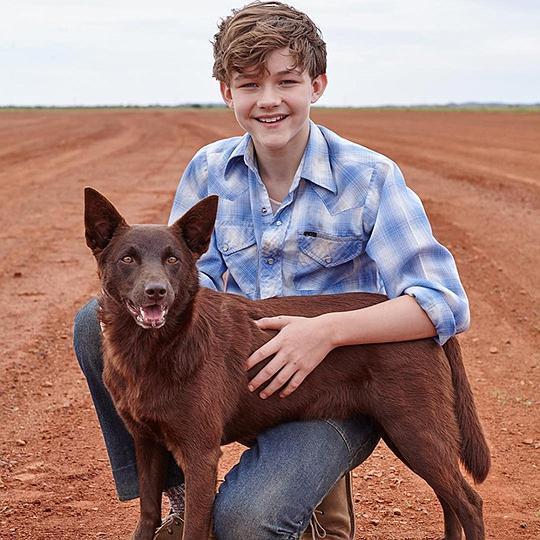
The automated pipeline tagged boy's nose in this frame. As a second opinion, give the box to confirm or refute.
[257,86,281,108]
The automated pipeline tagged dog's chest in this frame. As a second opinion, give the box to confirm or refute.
[102,354,171,430]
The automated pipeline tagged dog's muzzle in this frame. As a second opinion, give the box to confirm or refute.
[126,299,169,329]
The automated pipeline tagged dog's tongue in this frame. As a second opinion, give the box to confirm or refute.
[141,305,163,322]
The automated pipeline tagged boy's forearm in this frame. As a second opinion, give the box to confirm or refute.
[322,295,437,348]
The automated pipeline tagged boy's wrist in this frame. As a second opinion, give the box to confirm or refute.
[318,312,345,349]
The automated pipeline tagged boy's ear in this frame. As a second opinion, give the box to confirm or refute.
[310,73,327,104]
[84,187,128,255]
[220,81,234,108]
[171,196,219,258]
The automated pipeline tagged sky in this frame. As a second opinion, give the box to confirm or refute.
[1,0,539,107]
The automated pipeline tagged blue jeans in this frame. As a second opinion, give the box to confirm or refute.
[74,299,380,539]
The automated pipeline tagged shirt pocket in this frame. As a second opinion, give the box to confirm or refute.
[294,231,363,292]
[215,223,258,296]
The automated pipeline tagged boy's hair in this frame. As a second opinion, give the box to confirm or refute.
[212,1,326,83]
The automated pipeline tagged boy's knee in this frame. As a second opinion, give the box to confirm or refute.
[73,298,102,376]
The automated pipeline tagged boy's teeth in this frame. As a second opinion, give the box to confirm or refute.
[259,116,285,123]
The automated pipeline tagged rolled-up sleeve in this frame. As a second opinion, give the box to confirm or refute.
[364,161,470,344]
[168,149,226,291]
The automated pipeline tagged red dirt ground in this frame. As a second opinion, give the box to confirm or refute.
[0,109,538,539]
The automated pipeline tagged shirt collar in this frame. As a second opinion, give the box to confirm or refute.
[300,121,336,194]
[225,132,257,173]
[225,121,337,194]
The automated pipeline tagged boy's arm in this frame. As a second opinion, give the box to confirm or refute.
[168,149,227,291]
[362,160,470,345]
[321,294,435,346]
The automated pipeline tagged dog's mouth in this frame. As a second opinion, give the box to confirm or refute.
[126,300,169,329]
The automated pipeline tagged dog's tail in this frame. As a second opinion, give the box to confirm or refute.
[443,337,490,483]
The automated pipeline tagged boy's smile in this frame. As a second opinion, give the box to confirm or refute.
[220,48,327,158]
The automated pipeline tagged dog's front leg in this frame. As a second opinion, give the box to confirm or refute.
[176,446,221,540]
[131,434,169,540]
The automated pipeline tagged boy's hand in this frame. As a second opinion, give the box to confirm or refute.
[245,315,334,399]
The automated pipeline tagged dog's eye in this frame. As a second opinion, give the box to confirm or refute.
[121,255,134,264]
[167,256,179,264]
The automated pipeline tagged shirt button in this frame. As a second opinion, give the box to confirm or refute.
[275,220,282,226]
[267,258,274,265]
[261,207,268,215]
[324,256,332,264]
[222,243,229,252]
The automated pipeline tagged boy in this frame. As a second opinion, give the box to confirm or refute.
[74,2,469,539]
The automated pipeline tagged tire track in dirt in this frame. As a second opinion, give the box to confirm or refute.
[414,201,539,532]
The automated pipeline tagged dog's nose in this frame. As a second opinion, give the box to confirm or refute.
[145,283,167,299]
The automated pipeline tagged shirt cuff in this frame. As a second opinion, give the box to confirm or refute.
[404,286,459,345]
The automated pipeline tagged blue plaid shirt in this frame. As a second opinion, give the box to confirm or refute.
[169,121,469,344]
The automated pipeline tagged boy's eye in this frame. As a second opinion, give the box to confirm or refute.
[281,80,298,85]
[240,82,258,88]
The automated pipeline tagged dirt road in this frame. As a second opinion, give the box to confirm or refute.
[1,109,538,538]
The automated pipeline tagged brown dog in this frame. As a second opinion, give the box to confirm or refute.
[84,187,490,540]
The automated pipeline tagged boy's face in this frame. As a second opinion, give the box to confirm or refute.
[220,48,327,154]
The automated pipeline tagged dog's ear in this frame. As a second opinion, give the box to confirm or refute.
[84,187,128,254]
[171,196,219,258]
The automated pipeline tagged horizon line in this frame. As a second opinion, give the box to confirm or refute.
[1,101,539,110]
